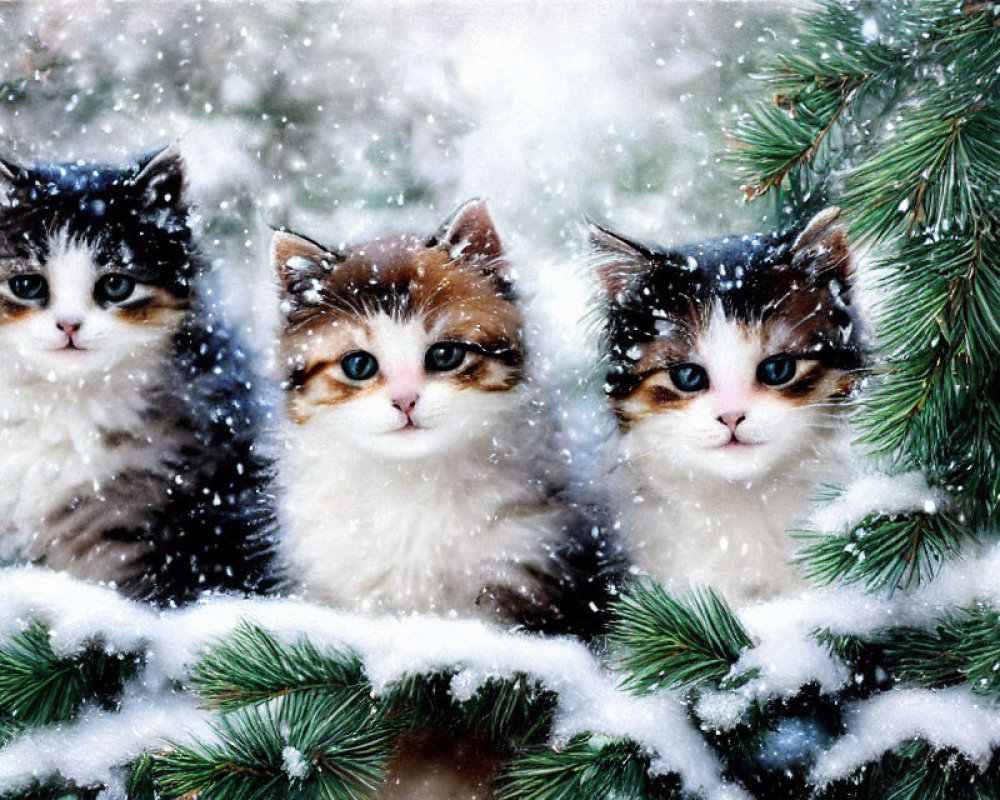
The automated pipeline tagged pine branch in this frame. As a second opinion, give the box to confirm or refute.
[0,715,21,746]
[496,735,683,800]
[797,508,970,593]
[817,739,997,800]
[383,670,557,750]
[190,622,366,712]
[0,782,102,800]
[728,0,911,202]
[862,225,1000,514]
[607,582,753,693]
[451,675,557,750]
[824,605,1000,698]
[153,689,396,800]
[128,753,156,800]
[844,103,1000,242]
[0,623,140,727]
[731,1,1000,210]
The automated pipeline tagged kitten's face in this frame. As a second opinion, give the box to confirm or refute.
[273,201,524,460]
[594,208,863,482]
[0,149,194,382]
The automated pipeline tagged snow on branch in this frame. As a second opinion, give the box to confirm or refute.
[0,567,739,799]
[809,471,946,536]
[812,687,1000,786]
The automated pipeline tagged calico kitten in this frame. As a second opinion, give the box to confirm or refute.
[592,208,863,603]
[273,200,567,624]
[0,147,278,604]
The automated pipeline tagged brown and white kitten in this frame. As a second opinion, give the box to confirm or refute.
[273,200,562,624]
[593,208,864,604]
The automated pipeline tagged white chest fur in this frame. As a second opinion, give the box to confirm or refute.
[278,423,558,618]
[0,372,181,577]
[619,431,852,605]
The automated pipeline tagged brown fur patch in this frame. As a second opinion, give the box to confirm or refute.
[628,323,699,375]
[288,367,385,424]
[0,299,35,324]
[760,282,861,399]
[114,287,189,326]
[781,361,824,398]
[613,371,695,424]
[452,352,522,392]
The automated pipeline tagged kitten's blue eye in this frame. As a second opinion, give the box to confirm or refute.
[95,274,136,304]
[425,342,466,372]
[8,273,48,302]
[757,354,797,386]
[668,363,709,393]
[341,350,379,381]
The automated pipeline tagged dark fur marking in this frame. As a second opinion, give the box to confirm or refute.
[781,366,823,398]
[649,382,685,406]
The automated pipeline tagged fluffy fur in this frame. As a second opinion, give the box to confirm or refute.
[0,148,278,604]
[274,200,570,624]
[593,208,864,604]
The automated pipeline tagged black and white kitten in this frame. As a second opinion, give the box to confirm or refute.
[592,208,864,603]
[0,148,278,604]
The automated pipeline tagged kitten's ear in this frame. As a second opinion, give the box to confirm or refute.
[428,199,506,276]
[0,157,29,204]
[0,157,28,187]
[271,229,337,291]
[791,206,852,286]
[133,146,186,210]
[588,220,657,297]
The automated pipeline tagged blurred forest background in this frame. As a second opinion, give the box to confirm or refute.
[0,1,795,384]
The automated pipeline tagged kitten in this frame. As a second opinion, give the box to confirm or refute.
[0,147,278,604]
[273,200,567,624]
[592,208,863,604]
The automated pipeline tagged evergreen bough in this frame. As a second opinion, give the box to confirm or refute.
[1,3,1000,800]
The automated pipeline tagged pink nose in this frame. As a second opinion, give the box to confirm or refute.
[718,412,746,432]
[57,320,82,335]
[392,393,419,415]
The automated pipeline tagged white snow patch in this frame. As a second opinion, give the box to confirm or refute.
[811,471,946,536]
[813,687,1000,784]
[0,567,157,657]
[861,17,879,43]
[694,689,748,731]
[449,668,488,703]
[0,692,211,794]
[698,537,1000,729]
[282,746,310,781]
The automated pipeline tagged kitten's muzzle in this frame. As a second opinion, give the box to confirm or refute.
[56,320,82,336]
[717,412,746,433]
[389,393,425,432]
[716,414,760,448]
[55,319,87,350]
[391,392,419,416]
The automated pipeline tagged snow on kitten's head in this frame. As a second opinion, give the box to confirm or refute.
[0,148,195,382]
[272,200,524,460]
[592,208,863,482]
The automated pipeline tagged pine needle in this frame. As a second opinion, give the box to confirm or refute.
[496,735,682,800]
[154,689,396,800]
[0,623,140,727]
[607,582,753,693]
[190,622,366,712]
